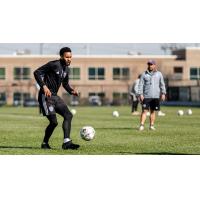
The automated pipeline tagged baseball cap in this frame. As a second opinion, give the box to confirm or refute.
[147,60,156,65]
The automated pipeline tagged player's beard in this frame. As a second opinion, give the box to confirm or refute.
[62,58,70,66]
[148,67,153,72]
[66,61,70,66]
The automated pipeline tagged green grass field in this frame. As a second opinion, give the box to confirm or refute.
[0,106,200,155]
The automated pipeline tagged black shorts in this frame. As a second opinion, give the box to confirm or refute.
[142,98,160,111]
[38,92,70,116]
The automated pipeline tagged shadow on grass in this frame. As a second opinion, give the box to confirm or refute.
[116,152,198,155]
[0,146,41,150]
[95,127,136,130]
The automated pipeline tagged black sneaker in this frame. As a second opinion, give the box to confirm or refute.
[62,141,80,150]
[41,143,51,149]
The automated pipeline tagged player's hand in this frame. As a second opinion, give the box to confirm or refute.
[161,94,166,101]
[139,95,144,102]
[72,89,79,96]
[43,85,52,97]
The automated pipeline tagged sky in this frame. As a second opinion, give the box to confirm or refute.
[0,43,199,55]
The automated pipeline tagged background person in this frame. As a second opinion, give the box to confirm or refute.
[130,74,141,115]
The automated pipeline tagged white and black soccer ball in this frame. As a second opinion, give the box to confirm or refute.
[71,109,77,115]
[80,126,95,141]
[177,110,184,116]
[186,109,192,115]
[112,111,119,117]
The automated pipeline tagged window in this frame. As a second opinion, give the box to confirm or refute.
[113,92,120,99]
[98,68,105,80]
[122,68,129,80]
[113,68,120,80]
[168,87,190,101]
[190,67,200,80]
[112,92,129,105]
[14,67,30,80]
[88,67,105,80]
[122,93,129,104]
[174,67,183,73]
[0,68,5,79]
[89,92,96,96]
[0,92,6,104]
[88,68,95,80]
[23,68,30,80]
[113,68,130,80]
[69,67,80,80]
[89,92,105,97]
[13,92,30,105]
[173,66,183,80]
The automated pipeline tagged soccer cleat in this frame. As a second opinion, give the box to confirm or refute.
[139,125,144,131]
[62,141,80,150]
[41,143,51,149]
[132,111,140,116]
[158,111,166,116]
[149,126,156,131]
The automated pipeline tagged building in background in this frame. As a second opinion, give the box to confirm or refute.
[0,47,200,106]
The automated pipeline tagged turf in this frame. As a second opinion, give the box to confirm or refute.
[0,106,200,155]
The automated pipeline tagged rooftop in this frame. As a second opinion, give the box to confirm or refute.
[0,54,177,59]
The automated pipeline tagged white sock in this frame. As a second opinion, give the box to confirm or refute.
[64,138,71,143]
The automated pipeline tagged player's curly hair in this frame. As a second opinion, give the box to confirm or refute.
[59,47,71,56]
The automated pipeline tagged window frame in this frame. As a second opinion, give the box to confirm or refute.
[69,67,80,80]
[0,67,6,80]
[88,67,105,80]
[113,67,130,80]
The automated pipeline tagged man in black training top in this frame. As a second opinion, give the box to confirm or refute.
[34,47,80,150]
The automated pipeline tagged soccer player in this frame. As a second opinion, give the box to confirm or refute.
[130,74,141,115]
[34,47,80,150]
[138,60,166,131]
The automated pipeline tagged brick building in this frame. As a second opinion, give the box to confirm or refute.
[0,47,200,105]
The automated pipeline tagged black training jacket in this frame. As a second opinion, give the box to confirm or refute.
[34,59,74,95]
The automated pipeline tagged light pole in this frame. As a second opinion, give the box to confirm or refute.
[39,43,44,55]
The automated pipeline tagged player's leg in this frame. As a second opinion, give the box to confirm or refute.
[139,99,150,131]
[38,93,57,149]
[139,110,148,130]
[131,96,134,113]
[135,100,139,111]
[41,114,58,149]
[149,110,156,130]
[132,100,140,115]
[133,101,137,111]
[149,99,160,130]
[55,100,73,139]
[55,97,80,150]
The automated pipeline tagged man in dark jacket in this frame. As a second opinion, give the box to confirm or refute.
[34,47,80,150]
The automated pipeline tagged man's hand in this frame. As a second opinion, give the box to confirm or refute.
[43,85,52,97]
[71,89,79,96]
[139,95,144,102]
[161,94,166,101]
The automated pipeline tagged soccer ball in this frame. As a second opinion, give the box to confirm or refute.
[186,109,192,115]
[146,111,150,116]
[112,111,119,117]
[80,126,95,141]
[177,110,184,116]
[71,109,77,115]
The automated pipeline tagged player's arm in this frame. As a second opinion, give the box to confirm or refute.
[62,73,79,96]
[33,62,52,97]
[137,74,144,102]
[159,73,166,101]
